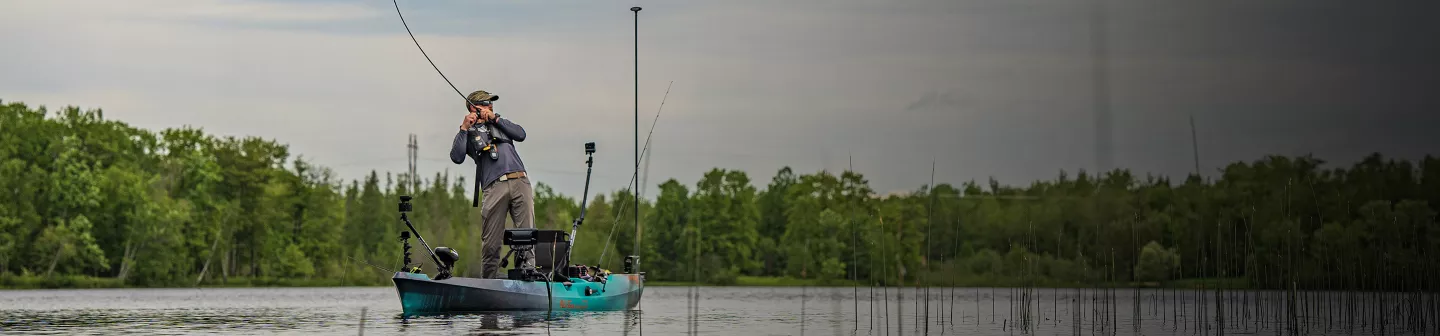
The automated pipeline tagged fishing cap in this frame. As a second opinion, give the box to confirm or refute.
[466,90,499,106]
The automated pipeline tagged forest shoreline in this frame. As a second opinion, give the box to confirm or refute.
[1,274,1253,290]
[4,100,1436,295]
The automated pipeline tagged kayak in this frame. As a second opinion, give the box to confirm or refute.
[392,270,645,315]
[387,140,638,315]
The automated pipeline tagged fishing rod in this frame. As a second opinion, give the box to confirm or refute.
[392,0,474,109]
[596,80,671,266]
[348,256,395,273]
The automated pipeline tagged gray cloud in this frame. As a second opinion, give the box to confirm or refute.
[2,0,1436,202]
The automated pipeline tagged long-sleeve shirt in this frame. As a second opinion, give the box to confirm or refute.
[450,116,527,190]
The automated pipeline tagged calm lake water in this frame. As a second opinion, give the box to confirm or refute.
[0,286,1431,335]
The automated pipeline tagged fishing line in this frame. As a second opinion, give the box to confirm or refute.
[348,256,395,274]
[923,159,935,336]
[692,223,702,334]
[846,153,859,335]
[543,235,556,315]
[596,80,672,266]
[802,238,809,336]
[875,215,885,332]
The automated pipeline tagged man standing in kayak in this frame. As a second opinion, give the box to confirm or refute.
[450,89,535,279]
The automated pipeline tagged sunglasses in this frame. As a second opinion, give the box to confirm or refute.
[466,100,492,109]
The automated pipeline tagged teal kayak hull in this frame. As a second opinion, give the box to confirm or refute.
[392,272,644,315]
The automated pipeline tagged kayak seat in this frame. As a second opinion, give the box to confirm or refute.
[533,229,571,278]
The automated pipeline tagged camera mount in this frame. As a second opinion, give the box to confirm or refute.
[566,142,597,265]
[397,195,449,277]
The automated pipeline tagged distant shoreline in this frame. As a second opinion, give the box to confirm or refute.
[2,274,1253,290]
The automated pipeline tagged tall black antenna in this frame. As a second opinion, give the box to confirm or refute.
[630,8,644,335]
[630,4,642,281]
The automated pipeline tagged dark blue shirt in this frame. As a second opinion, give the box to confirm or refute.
[450,116,527,189]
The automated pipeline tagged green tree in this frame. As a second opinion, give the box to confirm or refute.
[1134,240,1179,282]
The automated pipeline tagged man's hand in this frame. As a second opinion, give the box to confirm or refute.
[479,107,497,122]
[460,112,479,130]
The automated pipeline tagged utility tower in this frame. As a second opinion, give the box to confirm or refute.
[408,133,419,192]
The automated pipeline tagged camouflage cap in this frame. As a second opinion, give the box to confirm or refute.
[466,90,499,105]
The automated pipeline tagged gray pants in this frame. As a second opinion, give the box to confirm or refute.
[479,175,536,279]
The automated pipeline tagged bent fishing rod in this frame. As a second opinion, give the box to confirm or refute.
[392,0,499,208]
[392,0,477,111]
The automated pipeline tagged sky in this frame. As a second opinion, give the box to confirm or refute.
[3,0,1437,201]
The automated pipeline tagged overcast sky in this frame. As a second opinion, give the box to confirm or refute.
[3,0,1436,200]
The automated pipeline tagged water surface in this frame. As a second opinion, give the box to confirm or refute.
[0,286,1430,335]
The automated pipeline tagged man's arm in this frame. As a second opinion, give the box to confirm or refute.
[450,129,468,164]
[490,116,526,142]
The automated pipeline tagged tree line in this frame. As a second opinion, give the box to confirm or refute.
[2,99,1437,290]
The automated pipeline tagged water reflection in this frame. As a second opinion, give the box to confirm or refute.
[394,310,605,335]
